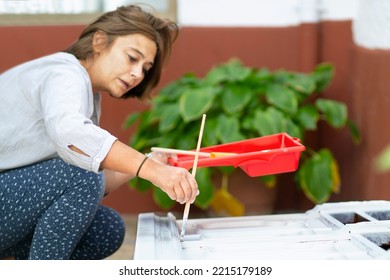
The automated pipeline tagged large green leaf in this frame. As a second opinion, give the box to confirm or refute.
[133,110,151,130]
[274,70,292,84]
[130,111,159,150]
[194,168,215,209]
[179,87,217,122]
[311,63,334,92]
[158,74,199,100]
[315,98,347,128]
[286,73,316,95]
[286,119,303,139]
[253,107,286,136]
[122,112,139,129]
[173,124,200,150]
[221,84,252,114]
[129,177,153,192]
[375,145,390,172]
[203,118,219,147]
[140,108,160,129]
[152,187,176,210]
[296,105,319,130]
[347,119,361,145]
[215,114,245,143]
[246,69,270,93]
[241,114,256,132]
[298,149,337,203]
[265,84,298,114]
[204,59,252,84]
[254,68,272,81]
[158,104,180,132]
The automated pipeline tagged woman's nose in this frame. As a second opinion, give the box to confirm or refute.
[130,65,143,78]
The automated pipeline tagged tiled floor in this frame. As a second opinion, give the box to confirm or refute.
[105,215,138,260]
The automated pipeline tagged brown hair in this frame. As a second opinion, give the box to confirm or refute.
[65,5,179,99]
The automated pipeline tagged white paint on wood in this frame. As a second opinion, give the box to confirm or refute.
[134,201,390,260]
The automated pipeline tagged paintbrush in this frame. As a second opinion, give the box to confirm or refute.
[150,147,236,158]
[179,113,206,241]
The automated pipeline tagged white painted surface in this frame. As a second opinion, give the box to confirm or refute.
[353,0,390,50]
[135,201,390,260]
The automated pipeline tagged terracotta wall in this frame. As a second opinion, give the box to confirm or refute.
[334,46,390,201]
[1,21,390,214]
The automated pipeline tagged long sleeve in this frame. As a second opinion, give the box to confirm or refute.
[40,64,117,173]
[0,52,117,173]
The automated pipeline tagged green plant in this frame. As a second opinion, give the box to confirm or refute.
[376,145,390,172]
[123,58,360,211]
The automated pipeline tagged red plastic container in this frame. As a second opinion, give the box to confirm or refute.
[168,133,306,177]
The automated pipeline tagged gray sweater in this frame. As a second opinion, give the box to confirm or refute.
[0,52,117,173]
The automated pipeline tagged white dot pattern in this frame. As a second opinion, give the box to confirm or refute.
[0,158,125,259]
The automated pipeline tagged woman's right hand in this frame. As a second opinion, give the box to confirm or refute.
[138,157,199,204]
[100,140,199,204]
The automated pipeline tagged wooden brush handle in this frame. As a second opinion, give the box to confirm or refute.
[151,147,236,158]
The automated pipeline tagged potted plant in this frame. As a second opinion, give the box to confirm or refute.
[123,58,360,214]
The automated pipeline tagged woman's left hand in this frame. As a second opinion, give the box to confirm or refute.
[147,151,176,165]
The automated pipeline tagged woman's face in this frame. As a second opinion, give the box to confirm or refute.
[86,33,157,98]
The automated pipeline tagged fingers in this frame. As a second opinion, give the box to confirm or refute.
[160,167,199,204]
[173,173,198,204]
[165,188,177,201]
[148,160,199,205]
[186,173,199,203]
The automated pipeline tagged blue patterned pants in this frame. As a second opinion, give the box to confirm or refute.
[0,158,125,260]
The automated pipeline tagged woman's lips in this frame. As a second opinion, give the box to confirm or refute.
[119,79,130,90]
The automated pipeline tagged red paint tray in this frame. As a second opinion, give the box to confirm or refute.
[168,133,305,177]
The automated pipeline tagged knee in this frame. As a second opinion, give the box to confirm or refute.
[100,206,126,247]
[73,206,126,260]
[96,207,126,258]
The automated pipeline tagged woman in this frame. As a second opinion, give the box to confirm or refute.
[0,5,198,260]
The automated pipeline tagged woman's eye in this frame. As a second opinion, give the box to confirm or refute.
[128,55,137,62]
[143,68,150,74]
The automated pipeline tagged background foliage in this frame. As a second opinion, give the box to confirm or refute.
[124,59,360,214]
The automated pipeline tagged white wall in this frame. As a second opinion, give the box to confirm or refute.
[177,0,316,27]
[1,0,388,50]
[353,0,390,50]
[178,0,390,50]
[177,0,359,27]
[0,0,101,14]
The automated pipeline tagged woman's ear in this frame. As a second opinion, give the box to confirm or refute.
[92,31,108,54]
